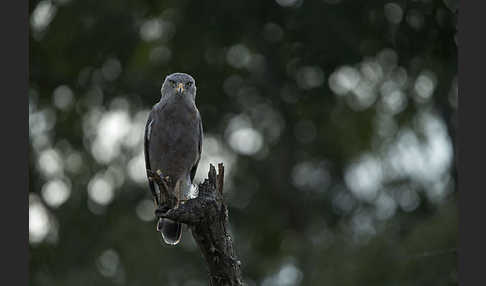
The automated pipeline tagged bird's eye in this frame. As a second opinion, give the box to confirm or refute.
[186,82,193,87]
[169,80,177,88]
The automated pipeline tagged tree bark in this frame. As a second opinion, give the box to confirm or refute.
[153,163,243,286]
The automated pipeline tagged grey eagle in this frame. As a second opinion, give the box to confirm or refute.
[144,73,203,245]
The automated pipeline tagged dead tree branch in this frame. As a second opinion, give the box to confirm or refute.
[154,163,243,286]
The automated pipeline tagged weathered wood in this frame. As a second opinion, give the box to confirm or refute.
[154,163,243,286]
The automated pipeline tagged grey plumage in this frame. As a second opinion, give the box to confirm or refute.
[144,73,203,245]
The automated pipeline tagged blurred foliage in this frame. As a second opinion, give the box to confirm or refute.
[29,0,457,285]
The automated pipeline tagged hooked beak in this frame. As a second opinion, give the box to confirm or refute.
[176,83,184,94]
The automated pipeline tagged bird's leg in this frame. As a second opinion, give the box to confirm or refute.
[175,180,182,208]
[150,169,181,211]
[146,169,161,206]
[151,172,173,232]
[149,169,173,203]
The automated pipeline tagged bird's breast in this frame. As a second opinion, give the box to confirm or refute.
[149,99,200,179]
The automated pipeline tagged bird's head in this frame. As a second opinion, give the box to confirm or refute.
[161,73,196,101]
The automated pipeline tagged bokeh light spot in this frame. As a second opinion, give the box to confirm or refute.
[97,249,120,277]
[37,148,64,178]
[41,179,71,208]
[226,44,252,69]
[414,70,437,102]
[275,0,302,8]
[228,128,263,156]
[345,154,383,202]
[29,194,51,244]
[384,3,403,24]
[53,85,74,111]
[136,199,156,222]
[31,0,57,33]
[296,66,325,90]
[88,175,115,206]
[329,66,361,95]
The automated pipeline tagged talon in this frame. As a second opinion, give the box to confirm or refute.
[146,169,154,178]
[163,176,171,185]
[155,203,170,216]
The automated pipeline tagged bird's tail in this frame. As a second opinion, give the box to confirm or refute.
[157,218,182,245]
[156,179,187,245]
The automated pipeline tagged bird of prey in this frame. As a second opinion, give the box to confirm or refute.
[144,73,203,245]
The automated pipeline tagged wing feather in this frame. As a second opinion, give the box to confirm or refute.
[189,116,203,182]
[144,111,159,205]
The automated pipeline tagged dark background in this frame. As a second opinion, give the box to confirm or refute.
[29,0,458,285]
